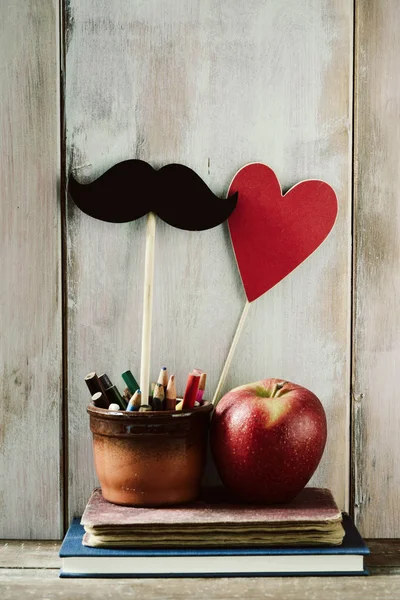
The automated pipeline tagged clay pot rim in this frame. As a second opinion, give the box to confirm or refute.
[87,400,213,420]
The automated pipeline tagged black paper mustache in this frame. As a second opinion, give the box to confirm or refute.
[68,160,238,231]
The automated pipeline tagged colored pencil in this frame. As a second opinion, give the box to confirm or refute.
[182,372,201,409]
[197,372,207,403]
[122,370,139,394]
[105,385,126,410]
[157,366,169,391]
[85,373,109,408]
[99,373,113,391]
[85,372,109,407]
[123,388,132,404]
[127,390,142,411]
[152,383,165,411]
[91,391,107,409]
[165,375,177,410]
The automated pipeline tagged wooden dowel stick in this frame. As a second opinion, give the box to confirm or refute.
[140,212,157,404]
[212,300,250,407]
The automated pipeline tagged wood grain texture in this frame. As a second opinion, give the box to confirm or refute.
[1,569,400,600]
[1,540,400,596]
[0,0,61,538]
[65,0,353,518]
[0,541,60,568]
[353,0,400,536]
[1,537,398,567]
[366,540,400,572]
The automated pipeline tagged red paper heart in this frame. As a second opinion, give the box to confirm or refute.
[228,163,338,302]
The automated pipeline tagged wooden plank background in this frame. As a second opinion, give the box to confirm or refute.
[1,0,400,539]
[65,0,352,520]
[353,0,400,537]
[0,0,62,538]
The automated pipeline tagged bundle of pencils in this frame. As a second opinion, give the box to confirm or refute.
[84,367,207,412]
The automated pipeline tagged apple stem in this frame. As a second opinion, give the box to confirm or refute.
[271,381,286,397]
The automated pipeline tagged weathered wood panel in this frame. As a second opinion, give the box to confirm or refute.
[1,538,398,571]
[1,567,400,599]
[0,1,61,537]
[0,541,60,569]
[353,0,400,536]
[1,540,398,596]
[65,0,353,518]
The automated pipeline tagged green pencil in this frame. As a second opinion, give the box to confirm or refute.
[106,385,127,410]
[122,370,140,394]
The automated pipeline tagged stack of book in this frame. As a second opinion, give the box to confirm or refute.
[60,487,369,577]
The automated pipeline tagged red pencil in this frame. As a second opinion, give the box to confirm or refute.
[182,372,201,409]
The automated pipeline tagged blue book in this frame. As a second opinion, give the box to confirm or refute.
[60,514,369,577]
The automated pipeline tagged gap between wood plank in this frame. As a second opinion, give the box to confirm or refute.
[59,0,69,538]
[349,0,358,526]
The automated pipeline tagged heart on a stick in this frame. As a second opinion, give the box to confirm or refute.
[228,163,338,302]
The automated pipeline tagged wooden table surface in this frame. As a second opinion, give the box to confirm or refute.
[1,540,400,599]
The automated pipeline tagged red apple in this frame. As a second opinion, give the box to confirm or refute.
[210,378,327,504]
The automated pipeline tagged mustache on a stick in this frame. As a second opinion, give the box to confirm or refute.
[68,160,238,231]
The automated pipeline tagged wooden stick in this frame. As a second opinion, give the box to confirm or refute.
[139,212,156,404]
[212,300,250,407]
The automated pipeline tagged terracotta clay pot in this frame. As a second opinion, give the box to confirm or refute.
[88,402,213,506]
